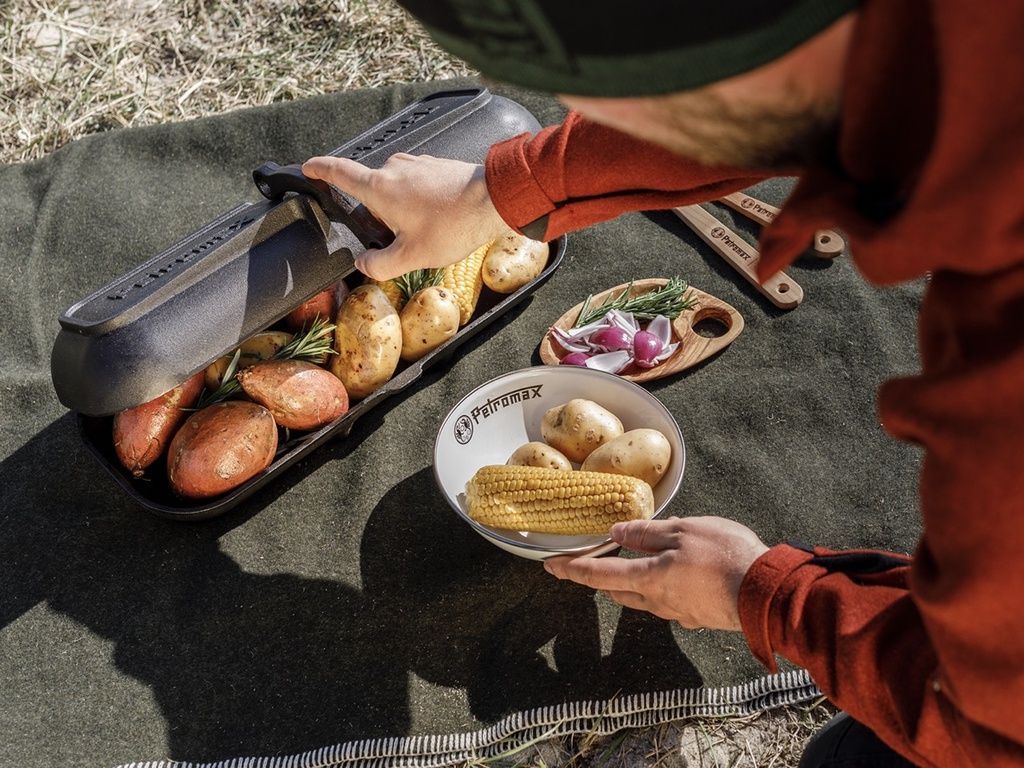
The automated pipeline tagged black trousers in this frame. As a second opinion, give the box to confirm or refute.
[800,713,919,768]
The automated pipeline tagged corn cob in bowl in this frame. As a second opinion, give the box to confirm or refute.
[466,464,655,536]
[434,366,685,560]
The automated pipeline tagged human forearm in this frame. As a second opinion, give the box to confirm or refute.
[302,112,767,281]
[485,110,769,241]
[739,540,1024,766]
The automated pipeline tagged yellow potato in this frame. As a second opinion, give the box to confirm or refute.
[580,428,672,488]
[330,284,401,400]
[481,232,550,294]
[507,441,573,471]
[203,330,294,390]
[399,286,461,362]
[540,398,624,464]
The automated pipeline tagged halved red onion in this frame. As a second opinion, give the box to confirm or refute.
[560,351,591,366]
[585,350,634,374]
[589,326,632,351]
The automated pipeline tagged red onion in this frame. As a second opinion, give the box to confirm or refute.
[548,309,678,374]
[561,352,591,367]
[632,330,664,368]
[589,326,632,352]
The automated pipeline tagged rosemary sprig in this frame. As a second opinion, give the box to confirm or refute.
[195,349,243,410]
[195,315,337,409]
[573,277,699,327]
[394,268,445,302]
[271,314,336,363]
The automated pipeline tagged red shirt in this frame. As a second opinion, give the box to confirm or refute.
[484,1,1024,765]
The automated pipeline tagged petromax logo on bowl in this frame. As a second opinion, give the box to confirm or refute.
[453,383,544,445]
[453,414,474,445]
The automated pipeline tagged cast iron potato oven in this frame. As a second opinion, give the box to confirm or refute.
[50,88,565,520]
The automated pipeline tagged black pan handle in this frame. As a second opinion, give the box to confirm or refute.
[252,162,395,250]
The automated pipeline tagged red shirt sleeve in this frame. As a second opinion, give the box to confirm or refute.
[484,111,768,240]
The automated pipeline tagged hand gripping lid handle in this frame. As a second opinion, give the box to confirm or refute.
[252,161,395,250]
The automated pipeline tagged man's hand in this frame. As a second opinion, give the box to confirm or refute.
[544,516,769,631]
[301,153,512,281]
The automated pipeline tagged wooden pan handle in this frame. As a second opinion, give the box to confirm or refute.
[719,191,845,259]
[673,204,803,310]
[719,192,779,227]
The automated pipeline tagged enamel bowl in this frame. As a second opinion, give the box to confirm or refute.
[433,365,685,560]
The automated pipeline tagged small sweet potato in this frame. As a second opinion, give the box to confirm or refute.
[284,280,350,333]
[236,359,350,430]
[166,400,278,500]
[112,371,205,477]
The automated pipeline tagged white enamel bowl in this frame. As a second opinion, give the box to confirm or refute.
[433,365,685,560]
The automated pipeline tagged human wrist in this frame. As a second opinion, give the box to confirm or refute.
[484,136,557,239]
[468,164,514,242]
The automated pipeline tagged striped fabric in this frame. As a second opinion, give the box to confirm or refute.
[115,670,820,768]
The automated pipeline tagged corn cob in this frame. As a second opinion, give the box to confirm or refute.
[363,276,406,312]
[465,464,654,535]
[443,242,490,325]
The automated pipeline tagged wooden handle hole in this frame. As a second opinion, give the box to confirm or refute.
[689,307,733,339]
[691,317,729,339]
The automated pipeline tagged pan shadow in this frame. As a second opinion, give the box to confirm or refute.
[1,416,701,765]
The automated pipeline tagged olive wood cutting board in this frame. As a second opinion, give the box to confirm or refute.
[538,278,744,383]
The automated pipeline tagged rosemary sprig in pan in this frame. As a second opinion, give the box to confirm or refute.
[272,315,337,362]
[394,267,445,302]
[195,315,337,409]
[573,277,699,327]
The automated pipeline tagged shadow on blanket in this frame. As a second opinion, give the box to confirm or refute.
[1,413,699,761]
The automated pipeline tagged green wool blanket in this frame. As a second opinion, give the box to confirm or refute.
[0,78,922,768]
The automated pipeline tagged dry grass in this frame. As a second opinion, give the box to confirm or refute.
[476,698,838,768]
[1,1,834,764]
[0,0,474,163]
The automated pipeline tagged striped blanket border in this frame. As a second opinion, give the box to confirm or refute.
[115,669,821,768]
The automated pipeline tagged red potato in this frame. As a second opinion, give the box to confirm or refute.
[284,280,350,333]
[112,371,205,477]
[236,359,349,430]
[166,400,278,500]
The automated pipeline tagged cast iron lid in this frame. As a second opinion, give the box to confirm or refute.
[50,87,542,417]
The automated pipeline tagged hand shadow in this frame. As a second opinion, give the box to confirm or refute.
[359,467,703,723]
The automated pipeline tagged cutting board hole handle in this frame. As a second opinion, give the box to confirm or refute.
[690,309,732,339]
